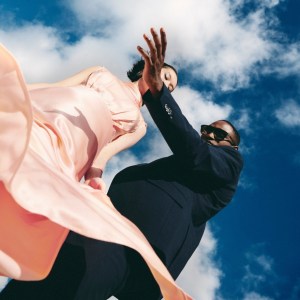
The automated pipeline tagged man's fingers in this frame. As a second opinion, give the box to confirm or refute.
[160,28,167,59]
[150,28,161,61]
[137,45,152,65]
[143,33,157,62]
[138,28,166,63]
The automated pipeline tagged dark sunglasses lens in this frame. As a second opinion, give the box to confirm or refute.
[201,125,229,141]
[201,125,213,134]
[214,128,228,140]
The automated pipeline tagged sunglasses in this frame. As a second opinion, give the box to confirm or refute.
[200,125,235,145]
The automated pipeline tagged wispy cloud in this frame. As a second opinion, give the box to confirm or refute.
[65,0,278,91]
[173,86,233,126]
[235,109,252,133]
[243,291,273,300]
[238,174,257,190]
[177,226,223,300]
[265,42,300,79]
[102,150,141,190]
[242,252,275,286]
[275,100,300,127]
[0,0,288,92]
[240,244,278,299]
[0,277,9,292]
[290,278,300,300]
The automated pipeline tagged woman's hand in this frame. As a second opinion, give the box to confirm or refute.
[85,177,107,192]
[84,167,106,191]
[85,166,103,179]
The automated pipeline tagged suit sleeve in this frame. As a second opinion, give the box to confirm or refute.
[143,86,243,183]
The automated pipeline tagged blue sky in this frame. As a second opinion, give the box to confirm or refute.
[0,1,299,299]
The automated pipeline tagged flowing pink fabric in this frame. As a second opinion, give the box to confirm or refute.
[0,45,192,299]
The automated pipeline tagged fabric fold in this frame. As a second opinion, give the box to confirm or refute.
[0,44,192,299]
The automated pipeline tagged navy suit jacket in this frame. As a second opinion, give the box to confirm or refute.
[108,86,244,279]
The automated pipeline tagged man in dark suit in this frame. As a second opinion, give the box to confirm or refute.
[0,28,243,300]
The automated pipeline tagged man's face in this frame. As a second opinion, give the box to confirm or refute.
[200,120,238,149]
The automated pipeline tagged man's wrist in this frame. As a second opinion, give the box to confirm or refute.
[143,83,164,103]
[149,82,164,99]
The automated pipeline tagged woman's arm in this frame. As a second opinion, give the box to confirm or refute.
[85,120,147,180]
[26,66,101,90]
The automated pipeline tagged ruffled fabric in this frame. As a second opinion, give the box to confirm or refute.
[0,44,192,300]
[86,68,143,138]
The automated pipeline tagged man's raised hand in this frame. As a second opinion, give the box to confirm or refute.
[137,27,167,98]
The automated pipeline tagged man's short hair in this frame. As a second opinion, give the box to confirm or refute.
[221,120,241,146]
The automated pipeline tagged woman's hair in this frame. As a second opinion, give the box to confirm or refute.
[127,59,177,82]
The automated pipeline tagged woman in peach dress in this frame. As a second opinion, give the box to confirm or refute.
[0,44,193,300]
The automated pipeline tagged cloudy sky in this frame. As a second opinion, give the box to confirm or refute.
[0,0,299,299]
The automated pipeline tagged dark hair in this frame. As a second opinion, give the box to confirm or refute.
[127,59,178,82]
[221,120,241,146]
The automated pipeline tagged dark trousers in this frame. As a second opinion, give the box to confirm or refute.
[0,242,85,300]
[0,233,162,300]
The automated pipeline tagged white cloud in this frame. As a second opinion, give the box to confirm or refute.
[0,277,9,292]
[240,246,277,298]
[103,150,142,189]
[143,132,173,162]
[255,255,273,272]
[173,86,233,127]
[263,42,300,79]
[281,42,300,76]
[0,0,283,91]
[275,100,300,127]
[243,291,273,300]
[66,0,277,91]
[243,252,274,286]
[177,226,223,300]
[233,0,282,9]
[235,109,252,133]
[238,174,257,190]
[0,24,130,84]
[0,24,65,82]
[263,0,281,8]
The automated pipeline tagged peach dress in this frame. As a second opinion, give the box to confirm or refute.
[0,45,192,299]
